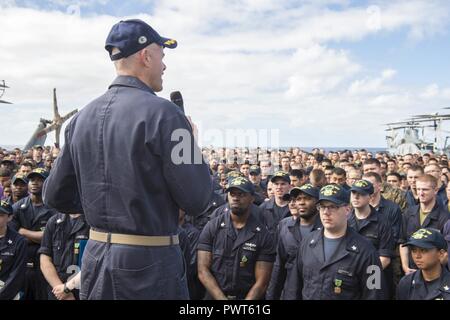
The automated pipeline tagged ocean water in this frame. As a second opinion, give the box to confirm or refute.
[1,144,386,153]
[297,147,386,153]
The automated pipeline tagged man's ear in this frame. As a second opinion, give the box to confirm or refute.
[140,48,151,67]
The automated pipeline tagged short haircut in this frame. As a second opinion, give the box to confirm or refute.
[324,165,335,171]
[290,169,304,179]
[332,167,346,177]
[363,158,381,167]
[0,168,12,177]
[363,172,382,184]
[20,161,34,168]
[387,172,402,181]
[425,163,441,172]
[408,165,424,174]
[417,174,438,189]
[310,169,326,186]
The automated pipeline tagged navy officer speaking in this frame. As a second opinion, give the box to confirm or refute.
[43,19,212,299]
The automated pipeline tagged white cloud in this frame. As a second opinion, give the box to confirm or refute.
[0,1,449,149]
[420,83,440,99]
[348,69,397,95]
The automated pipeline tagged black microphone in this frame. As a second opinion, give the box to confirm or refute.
[170,91,184,114]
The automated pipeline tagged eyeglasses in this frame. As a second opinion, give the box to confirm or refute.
[316,204,345,212]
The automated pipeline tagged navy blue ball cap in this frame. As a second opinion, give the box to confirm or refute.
[249,165,261,175]
[350,179,374,196]
[12,174,28,185]
[0,200,13,215]
[270,171,291,183]
[226,177,255,195]
[290,183,320,199]
[402,228,447,250]
[319,184,350,206]
[27,168,49,180]
[105,19,177,61]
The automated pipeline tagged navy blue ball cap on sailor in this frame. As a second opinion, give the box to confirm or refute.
[0,200,13,215]
[290,183,320,199]
[350,179,374,196]
[27,168,49,180]
[249,165,261,175]
[226,177,255,195]
[402,228,448,250]
[12,174,29,185]
[105,19,177,61]
[319,184,350,206]
[270,171,291,183]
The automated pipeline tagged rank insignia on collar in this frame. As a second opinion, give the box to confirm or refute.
[351,245,357,251]
[220,222,226,227]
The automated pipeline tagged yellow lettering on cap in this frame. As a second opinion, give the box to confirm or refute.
[321,184,340,196]
[164,39,176,46]
[354,180,368,187]
[411,229,433,239]
[232,177,247,186]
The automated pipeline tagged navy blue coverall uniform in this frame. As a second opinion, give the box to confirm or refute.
[289,227,387,300]
[266,214,322,300]
[400,203,450,269]
[374,197,402,244]
[9,196,57,300]
[259,198,291,233]
[38,213,89,299]
[347,207,395,259]
[445,220,450,270]
[42,76,212,300]
[397,266,450,300]
[197,209,276,300]
[0,226,27,300]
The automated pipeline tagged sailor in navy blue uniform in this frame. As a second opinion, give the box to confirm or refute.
[289,184,387,300]
[42,19,212,300]
[267,184,322,300]
[348,180,395,269]
[39,212,89,300]
[9,168,57,300]
[259,171,292,232]
[397,228,450,300]
[444,220,450,271]
[0,201,27,300]
[400,174,450,274]
[197,177,276,300]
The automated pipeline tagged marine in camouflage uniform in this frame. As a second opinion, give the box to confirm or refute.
[381,182,407,211]
[380,181,407,294]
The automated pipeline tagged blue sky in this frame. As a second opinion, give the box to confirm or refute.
[1,0,450,149]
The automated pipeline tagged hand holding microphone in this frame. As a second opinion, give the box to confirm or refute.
[170,90,198,141]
